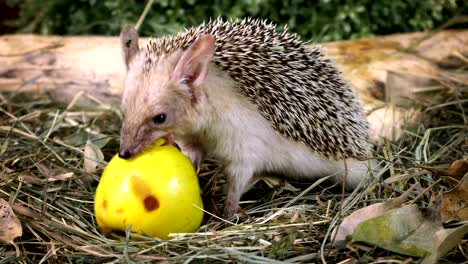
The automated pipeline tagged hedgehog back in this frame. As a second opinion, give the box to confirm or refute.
[147,18,370,160]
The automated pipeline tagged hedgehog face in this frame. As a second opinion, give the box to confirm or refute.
[118,26,215,159]
[119,53,193,158]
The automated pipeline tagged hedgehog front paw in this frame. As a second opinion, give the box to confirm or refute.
[178,142,204,171]
[223,199,240,219]
[223,165,254,218]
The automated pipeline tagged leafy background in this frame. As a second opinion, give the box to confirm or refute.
[2,0,467,42]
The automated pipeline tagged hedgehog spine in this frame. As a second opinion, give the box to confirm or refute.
[145,18,370,160]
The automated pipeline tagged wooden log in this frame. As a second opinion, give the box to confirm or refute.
[1,30,467,141]
[0,35,124,106]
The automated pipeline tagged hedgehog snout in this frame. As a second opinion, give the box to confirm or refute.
[118,149,133,159]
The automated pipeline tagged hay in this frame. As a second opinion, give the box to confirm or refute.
[1,52,467,264]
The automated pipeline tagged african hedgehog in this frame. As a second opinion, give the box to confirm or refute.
[118,18,373,217]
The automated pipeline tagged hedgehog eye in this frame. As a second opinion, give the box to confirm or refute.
[152,113,167,124]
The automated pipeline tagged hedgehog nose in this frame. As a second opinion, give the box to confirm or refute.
[118,149,133,159]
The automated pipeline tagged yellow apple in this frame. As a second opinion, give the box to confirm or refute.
[94,138,203,240]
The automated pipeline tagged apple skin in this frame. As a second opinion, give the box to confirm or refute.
[94,139,204,239]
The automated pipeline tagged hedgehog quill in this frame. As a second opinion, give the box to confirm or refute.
[118,18,376,217]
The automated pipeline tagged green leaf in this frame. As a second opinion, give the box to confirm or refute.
[352,205,438,257]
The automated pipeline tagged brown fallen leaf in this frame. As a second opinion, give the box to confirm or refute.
[414,159,468,180]
[0,199,22,242]
[47,172,74,182]
[35,162,51,176]
[332,183,418,243]
[0,198,22,256]
[440,173,468,222]
[421,224,468,264]
[22,172,75,184]
[11,203,41,219]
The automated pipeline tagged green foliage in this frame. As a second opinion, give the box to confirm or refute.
[5,0,466,41]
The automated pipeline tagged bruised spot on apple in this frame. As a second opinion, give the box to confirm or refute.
[143,195,159,211]
[128,173,160,211]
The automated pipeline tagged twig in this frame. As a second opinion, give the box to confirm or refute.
[135,0,155,31]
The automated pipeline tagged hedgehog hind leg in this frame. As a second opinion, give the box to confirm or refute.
[332,158,378,189]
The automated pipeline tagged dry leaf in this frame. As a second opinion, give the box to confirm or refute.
[0,199,22,242]
[64,130,111,149]
[253,176,284,188]
[440,173,468,222]
[83,139,104,173]
[47,172,74,182]
[415,160,468,180]
[333,202,394,243]
[421,224,468,264]
[281,182,300,192]
[351,204,440,257]
[333,184,417,243]
[35,163,51,176]
[351,203,467,263]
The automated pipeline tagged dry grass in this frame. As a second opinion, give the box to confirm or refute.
[1,51,467,264]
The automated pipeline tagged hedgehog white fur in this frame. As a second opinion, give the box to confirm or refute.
[118,18,374,217]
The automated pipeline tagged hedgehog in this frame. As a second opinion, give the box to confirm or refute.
[118,18,374,217]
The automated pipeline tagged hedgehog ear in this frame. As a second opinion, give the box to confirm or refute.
[172,35,215,94]
[120,25,140,71]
